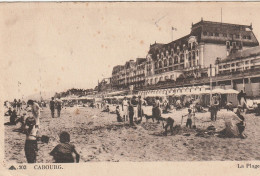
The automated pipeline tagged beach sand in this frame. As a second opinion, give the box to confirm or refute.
[4,105,260,163]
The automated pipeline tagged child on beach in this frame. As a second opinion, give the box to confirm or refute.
[10,109,17,125]
[116,106,123,122]
[182,109,195,129]
[24,117,39,163]
[162,117,175,136]
[50,131,80,163]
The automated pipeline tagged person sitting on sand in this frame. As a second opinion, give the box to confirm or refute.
[162,117,175,136]
[5,107,12,116]
[226,101,233,111]
[25,117,39,163]
[116,106,123,122]
[50,131,80,163]
[182,109,194,129]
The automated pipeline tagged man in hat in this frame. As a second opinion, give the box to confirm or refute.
[122,97,128,121]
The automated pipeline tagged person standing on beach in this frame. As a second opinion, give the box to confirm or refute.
[13,99,18,112]
[128,101,134,126]
[116,106,123,122]
[122,97,128,121]
[27,100,40,128]
[56,98,62,117]
[210,94,219,121]
[182,109,194,128]
[137,96,143,121]
[50,97,55,118]
[131,96,138,120]
[17,99,22,116]
[154,97,162,123]
[24,117,39,163]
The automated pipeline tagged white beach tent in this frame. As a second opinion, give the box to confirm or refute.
[224,89,239,94]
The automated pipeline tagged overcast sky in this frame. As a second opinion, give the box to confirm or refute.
[1,2,260,100]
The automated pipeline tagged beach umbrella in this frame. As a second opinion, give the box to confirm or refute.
[212,88,226,94]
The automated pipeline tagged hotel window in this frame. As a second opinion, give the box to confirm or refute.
[174,56,179,64]
[243,36,247,39]
[188,53,191,61]
[155,62,158,69]
[203,31,207,36]
[188,43,191,50]
[169,57,173,65]
[223,33,227,37]
[219,65,222,69]
[247,36,251,40]
[245,61,249,64]
[209,32,214,36]
[164,59,168,67]
[215,33,219,37]
[192,51,196,59]
[196,50,199,56]
[236,35,240,39]
[180,54,184,62]
[159,61,162,68]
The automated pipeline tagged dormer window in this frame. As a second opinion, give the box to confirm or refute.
[215,33,219,37]
[203,31,207,36]
[209,32,214,36]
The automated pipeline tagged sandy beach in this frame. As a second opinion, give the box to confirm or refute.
[4,105,260,163]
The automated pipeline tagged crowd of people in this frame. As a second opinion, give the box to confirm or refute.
[4,98,80,164]
[4,90,251,163]
[95,93,247,138]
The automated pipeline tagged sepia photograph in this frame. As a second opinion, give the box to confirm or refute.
[1,2,260,169]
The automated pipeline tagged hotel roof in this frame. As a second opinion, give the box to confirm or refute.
[218,46,260,63]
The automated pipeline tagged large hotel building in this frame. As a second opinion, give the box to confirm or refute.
[98,19,260,97]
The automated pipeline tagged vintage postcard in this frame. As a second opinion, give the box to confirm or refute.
[1,2,260,176]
